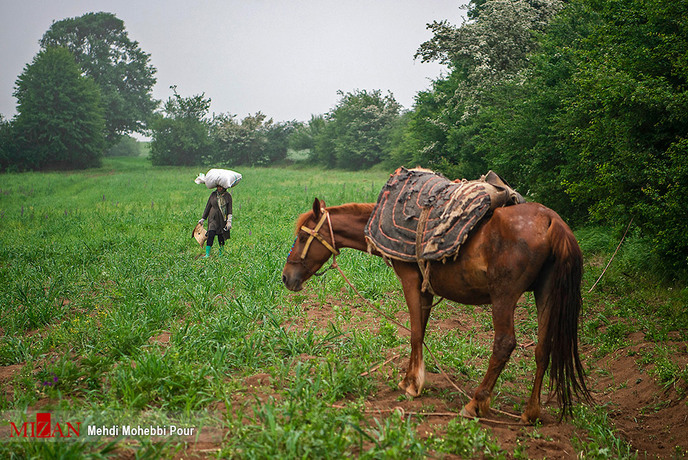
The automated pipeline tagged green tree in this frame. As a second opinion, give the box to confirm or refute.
[466,1,597,219]
[314,89,401,169]
[0,115,14,171]
[416,0,564,117]
[557,0,688,269]
[212,112,268,166]
[312,118,337,168]
[384,111,415,168]
[12,47,105,170]
[288,115,327,154]
[263,120,297,165]
[40,12,157,147]
[211,113,295,166]
[408,71,489,180]
[149,88,212,166]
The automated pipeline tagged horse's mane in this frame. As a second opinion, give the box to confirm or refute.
[294,202,375,235]
[295,211,312,234]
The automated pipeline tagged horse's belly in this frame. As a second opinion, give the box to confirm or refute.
[429,260,491,305]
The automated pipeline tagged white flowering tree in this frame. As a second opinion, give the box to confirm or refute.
[402,0,565,178]
[416,0,564,116]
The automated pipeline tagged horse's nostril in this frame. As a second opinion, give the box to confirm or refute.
[281,274,287,285]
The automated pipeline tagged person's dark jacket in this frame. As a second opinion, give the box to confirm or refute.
[202,190,232,235]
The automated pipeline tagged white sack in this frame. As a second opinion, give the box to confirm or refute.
[194,168,242,189]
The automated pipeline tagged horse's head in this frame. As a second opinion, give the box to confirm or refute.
[282,198,340,292]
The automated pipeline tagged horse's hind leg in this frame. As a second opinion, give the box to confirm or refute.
[394,261,433,397]
[462,297,518,418]
[521,285,552,423]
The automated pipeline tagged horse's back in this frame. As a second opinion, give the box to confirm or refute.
[490,202,563,248]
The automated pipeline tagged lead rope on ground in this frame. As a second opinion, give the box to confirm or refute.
[332,261,523,425]
[330,404,519,426]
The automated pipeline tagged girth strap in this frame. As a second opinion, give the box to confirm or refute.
[415,207,436,295]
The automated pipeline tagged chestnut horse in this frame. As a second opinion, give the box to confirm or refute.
[282,198,590,423]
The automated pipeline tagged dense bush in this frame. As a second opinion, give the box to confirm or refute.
[210,113,295,166]
[150,88,294,167]
[555,0,688,270]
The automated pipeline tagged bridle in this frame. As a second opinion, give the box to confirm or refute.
[287,208,339,277]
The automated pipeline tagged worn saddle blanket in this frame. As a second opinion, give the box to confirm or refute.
[365,167,524,263]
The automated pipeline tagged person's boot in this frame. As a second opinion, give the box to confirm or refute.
[204,245,211,258]
[218,245,224,256]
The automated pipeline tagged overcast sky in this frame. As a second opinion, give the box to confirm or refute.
[0,1,468,126]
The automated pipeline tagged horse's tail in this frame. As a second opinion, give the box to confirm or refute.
[544,214,592,418]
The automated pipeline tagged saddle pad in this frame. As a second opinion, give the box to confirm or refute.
[365,168,493,262]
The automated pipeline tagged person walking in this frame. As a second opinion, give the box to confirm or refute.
[198,185,232,258]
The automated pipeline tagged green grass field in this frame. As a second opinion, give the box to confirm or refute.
[1,157,686,458]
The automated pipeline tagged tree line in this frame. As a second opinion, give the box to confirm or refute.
[0,11,402,172]
[0,2,686,270]
[147,87,298,167]
[150,87,403,169]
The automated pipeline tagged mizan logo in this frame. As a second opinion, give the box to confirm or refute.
[10,413,81,438]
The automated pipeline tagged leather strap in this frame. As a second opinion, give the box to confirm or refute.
[300,210,339,259]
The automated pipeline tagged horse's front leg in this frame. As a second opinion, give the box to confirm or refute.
[393,261,433,397]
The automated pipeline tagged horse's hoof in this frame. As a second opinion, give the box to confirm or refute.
[406,388,419,398]
[461,405,478,418]
[520,411,539,425]
[398,379,421,397]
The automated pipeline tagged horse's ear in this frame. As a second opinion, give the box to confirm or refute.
[312,198,322,219]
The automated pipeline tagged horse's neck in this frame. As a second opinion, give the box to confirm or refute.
[330,203,373,253]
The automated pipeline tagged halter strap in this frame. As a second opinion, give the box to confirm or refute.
[300,210,340,259]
